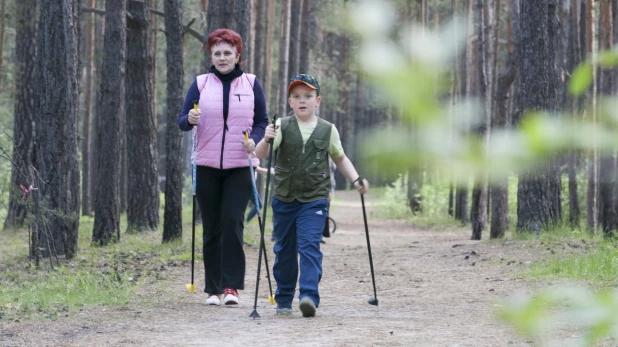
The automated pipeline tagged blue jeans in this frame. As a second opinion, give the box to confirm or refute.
[271,197,328,307]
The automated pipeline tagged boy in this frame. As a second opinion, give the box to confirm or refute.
[254,74,369,317]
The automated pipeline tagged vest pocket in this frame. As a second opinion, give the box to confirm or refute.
[312,139,328,160]
[274,166,291,196]
[233,93,251,102]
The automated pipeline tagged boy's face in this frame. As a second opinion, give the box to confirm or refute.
[288,85,321,118]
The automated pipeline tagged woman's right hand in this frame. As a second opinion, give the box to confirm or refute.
[264,124,279,142]
[188,108,201,125]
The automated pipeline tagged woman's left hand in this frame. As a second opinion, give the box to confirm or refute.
[242,138,256,153]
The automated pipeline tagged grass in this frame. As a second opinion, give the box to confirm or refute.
[0,198,270,322]
[498,223,618,287]
[524,241,618,286]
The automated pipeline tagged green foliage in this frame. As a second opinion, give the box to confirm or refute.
[373,172,463,228]
[569,63,593,96]
[496,286,618,346]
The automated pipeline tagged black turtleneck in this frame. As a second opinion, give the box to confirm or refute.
[209,64,244,131]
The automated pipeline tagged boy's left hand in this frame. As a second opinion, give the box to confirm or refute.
[354,179,369,195]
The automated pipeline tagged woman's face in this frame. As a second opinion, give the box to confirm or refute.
[210,42,239,74]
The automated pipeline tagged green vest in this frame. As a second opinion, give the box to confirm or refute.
[274,116,332,203]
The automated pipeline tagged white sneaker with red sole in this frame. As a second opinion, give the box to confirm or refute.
[223,288,239,305]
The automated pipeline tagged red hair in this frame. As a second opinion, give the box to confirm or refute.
[206,29,243,63]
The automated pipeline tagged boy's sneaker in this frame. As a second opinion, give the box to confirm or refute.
[276,304,293,315]
[223,288,239,305]
[299,297,316,317]
[205,294,221,305]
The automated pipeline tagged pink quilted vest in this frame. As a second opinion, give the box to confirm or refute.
[194,73,260,169]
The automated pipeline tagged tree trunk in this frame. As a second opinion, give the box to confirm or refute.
[126,0,159,233]
[93,0,126,246]
[277,0,291,118]
[454,0,471,224]
[567,0,582,229]
[235,0,251,67]
[81,0,95,217]
[5,0,38,229]
[162,0,185,242]
[515,0,561,234]
[584,0,599,232]
[470,0,487,241]
[150,0,158,126]
[253,0,266,79]
[35,0,81,258]
[491,0,519,239]
[598,0,616,236]
[264,0,276,110]
[206,0,250,67]
[298,0,312,73]
[0,0,6,93]
[288,0,302,78]
[89,0,105,221]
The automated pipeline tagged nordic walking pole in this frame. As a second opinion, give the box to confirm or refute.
[257,114,278,304]
[185,101,199,294]
[244,130,275,304]
[358,177,378,306]
[245,130,274,319]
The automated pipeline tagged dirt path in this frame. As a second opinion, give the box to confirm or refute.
[1,191,541,347]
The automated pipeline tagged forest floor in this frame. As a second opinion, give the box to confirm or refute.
[1,191,613,347]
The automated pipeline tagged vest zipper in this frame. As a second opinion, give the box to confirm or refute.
[302,144,305,154]
[220,123,227,169]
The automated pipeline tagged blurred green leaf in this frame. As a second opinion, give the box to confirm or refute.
[569,63,593,96]
[594,49,618,68]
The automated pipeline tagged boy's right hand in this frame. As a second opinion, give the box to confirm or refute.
[188,108,201,125]
[264,124,279,143]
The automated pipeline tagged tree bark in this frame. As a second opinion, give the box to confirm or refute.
[288,0,302,78]
[253,0,266,78]
[126,0,159,233]
[0,0,6,93]
[264,0,276,109]
[93,0,126,246]
[277,0,291,118]
[206,0,251,68]
[491,0,518,239]
[298,0,312,73]
[162,0,185,242]
[515,0,561,234]
[567,0,582,229]
[584,0,599,232]
[598,0,616,236]
[81,0,95,217]
[455,0,471,224]
[5,0,39,229]
[35,0,81,258]
[470,0,487,241]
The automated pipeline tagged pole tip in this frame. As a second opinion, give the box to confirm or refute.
[367,297,379,306]
[186,283,196,293]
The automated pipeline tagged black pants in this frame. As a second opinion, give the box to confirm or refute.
[196,165,252,294]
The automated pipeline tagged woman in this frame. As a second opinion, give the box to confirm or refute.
[178,28,269,306]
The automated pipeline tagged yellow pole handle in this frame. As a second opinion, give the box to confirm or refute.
[243,130,249,142]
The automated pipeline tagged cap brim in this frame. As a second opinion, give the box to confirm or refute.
[287,80,318,94]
